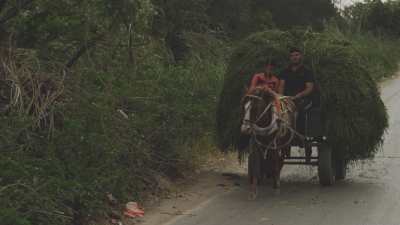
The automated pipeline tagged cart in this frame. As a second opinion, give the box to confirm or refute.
[283,106,348,186]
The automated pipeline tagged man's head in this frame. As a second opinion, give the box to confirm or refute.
[289,47,303,66]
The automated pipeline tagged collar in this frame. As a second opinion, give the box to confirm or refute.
[289,64,304,72]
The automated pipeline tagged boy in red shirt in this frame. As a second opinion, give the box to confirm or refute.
[248,61,280,94]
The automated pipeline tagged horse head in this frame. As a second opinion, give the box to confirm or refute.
[240,88,277,136]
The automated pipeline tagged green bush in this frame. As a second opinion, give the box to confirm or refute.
[0,40,224,224]
[323,23,400,80]
[0,208,31,225]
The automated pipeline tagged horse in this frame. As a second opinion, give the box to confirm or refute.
[240,87,297,200]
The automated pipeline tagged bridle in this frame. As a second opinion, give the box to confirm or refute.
[242,94,302,151]
[243,95,278,136]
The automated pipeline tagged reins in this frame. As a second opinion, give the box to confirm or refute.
[243,94,305,152]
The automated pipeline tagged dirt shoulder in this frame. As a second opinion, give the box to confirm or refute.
[122,152,244,225]
[379,67,400,89]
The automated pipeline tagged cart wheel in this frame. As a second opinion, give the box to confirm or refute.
[318,144,335,186]
[335,158,347,180]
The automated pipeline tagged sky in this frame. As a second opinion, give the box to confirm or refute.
[338,0,388,8]
[337,0,362,8]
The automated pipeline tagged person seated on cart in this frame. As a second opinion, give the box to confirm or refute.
[248,60,280,95]
[278,47,315,136]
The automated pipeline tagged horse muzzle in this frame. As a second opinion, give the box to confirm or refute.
[241,122,252,135]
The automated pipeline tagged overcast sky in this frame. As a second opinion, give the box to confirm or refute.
[337,0,362,7]
[337,0,387,7]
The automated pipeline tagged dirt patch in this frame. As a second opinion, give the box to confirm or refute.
[112,152,245,225]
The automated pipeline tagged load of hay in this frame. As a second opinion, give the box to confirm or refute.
[216,30,388,160]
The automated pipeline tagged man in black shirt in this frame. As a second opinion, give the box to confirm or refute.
[278,48,315,103]
[278,48,315,138]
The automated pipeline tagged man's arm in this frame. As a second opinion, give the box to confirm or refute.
[294,68,315,99]
[294,82,314,99]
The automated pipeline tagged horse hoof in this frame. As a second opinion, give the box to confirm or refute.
[248,192,257,200]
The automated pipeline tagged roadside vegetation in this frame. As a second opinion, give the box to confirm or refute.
[341,0,400,79]
[0,0,399,225]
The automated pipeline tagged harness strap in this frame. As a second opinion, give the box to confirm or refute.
[243,94,304,152]
[274,97,282,114]
[251,96,304,151]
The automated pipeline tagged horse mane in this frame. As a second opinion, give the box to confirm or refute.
[249,87,276,103]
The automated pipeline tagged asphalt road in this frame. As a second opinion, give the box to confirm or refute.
[144,76,400,225]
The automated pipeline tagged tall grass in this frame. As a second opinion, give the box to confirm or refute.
[0,35,226,225]
[324,23,400,80]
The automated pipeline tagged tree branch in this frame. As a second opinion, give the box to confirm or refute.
[64,34,104,70]
[64,18,118,72]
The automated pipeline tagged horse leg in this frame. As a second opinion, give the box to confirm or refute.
[249,176,258,200]
[283,146,291,158]
[260,155,270,184]
[248,151,261,200]
[271,150,283,194]
[271,150,279,189]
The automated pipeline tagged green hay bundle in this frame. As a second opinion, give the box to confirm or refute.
[216,30,388,160]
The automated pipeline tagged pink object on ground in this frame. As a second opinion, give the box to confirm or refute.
[124,202,145,218]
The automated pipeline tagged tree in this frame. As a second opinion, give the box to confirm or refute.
[344,0,400,36]
[259,0,337,30]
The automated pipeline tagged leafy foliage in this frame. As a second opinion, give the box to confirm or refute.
[0,1,224,224]
[255,0,337,30]
[0,43,224,225]
[344,0,400,36]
